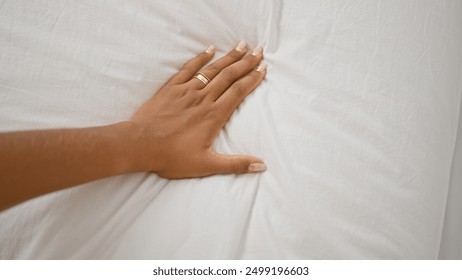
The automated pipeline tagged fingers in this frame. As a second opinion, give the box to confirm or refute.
[204,46,264,101]
[167,45,216,85]
[205,151,266,175]
[214,63,266,121]
[187,41,248,89]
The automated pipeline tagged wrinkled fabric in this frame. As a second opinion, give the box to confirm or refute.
[1,0,461,259]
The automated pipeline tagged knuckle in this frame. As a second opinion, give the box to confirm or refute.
[180,65,195,76]
[230,83,245,97]
[241,58,252,68]
[197,52,208,62]
[221,67,237,82]
[178,84,194,95]
[183,88,196,96]
[228,51,241,60]
[231,160,245,173]
[194,106,219,124]
[159,84,181,99]
[192,93,206,106]
[205,63,220,73]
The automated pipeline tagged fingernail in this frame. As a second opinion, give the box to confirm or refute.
[251,46,263,56]
[256,63,267,72]
[235,40,247,52]
[248,163,266,172]
[205,45,215,54]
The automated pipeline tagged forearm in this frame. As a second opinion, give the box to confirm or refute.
[0,122,141,211]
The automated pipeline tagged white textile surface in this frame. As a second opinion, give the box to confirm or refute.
[1,0,461,259]
[439,96,462,260]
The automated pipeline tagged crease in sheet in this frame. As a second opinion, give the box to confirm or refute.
[70,174,169,258]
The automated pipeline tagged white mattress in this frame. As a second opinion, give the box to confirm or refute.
[1,0,461,259]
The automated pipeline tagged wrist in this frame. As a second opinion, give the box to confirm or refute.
[107,121,146,173]
[110,121,155,173]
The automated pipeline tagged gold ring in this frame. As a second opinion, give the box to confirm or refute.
[194,72,210,86]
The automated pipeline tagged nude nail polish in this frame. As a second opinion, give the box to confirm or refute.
[256,63,267,72]
[235,40,247,52]
[205,45,215,54]
[251,46,263,56]
[248,163,266,172]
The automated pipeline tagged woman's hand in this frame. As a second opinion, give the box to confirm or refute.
[129,42,267,178]
[0,42,266,211]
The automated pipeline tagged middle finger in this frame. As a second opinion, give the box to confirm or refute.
[203,46,263,101]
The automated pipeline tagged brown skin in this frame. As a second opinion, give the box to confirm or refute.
[0,43,267,211]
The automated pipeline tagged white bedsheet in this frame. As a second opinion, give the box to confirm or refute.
[1,0,461,259]
[439,96,462,259]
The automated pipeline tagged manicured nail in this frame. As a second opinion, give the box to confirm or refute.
[205,45,215,54]
[248,163,266,172]
[251,46,263,56]
[235,40,247,52]
[256,63,267,72]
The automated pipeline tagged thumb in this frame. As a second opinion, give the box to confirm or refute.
[206,152,266,175]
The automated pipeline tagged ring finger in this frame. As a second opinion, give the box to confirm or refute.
[187,40,248,89]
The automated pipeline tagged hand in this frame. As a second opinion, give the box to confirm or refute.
[129,42,267,178]
[0,42,267,210]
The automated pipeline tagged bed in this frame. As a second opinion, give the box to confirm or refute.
[1,0,461,259]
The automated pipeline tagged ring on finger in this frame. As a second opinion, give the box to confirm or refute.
[194,72,211,86]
